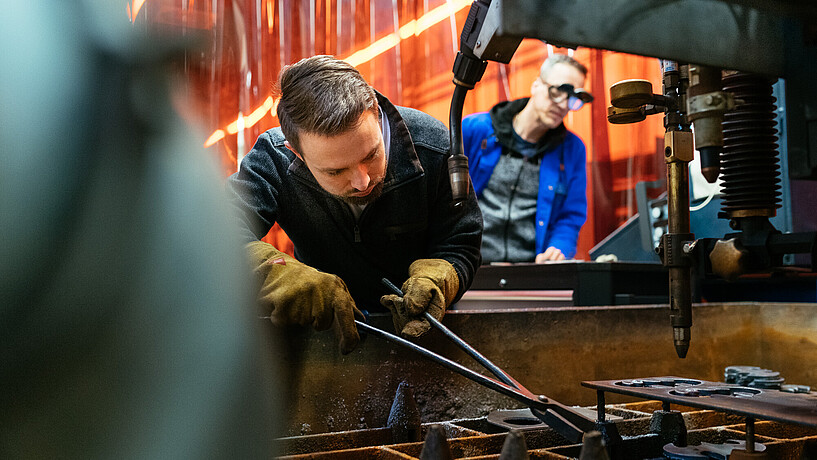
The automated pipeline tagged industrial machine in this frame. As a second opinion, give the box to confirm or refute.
[447,0,817,357]
[264,2,817,459]
[432,0,817,456]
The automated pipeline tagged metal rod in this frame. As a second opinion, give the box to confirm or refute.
[354,320,548,411]
[597,391,606,422]
[663,401,671,412]
[746,416,755,453]
[381,278,528,394]
[376,277,594,442]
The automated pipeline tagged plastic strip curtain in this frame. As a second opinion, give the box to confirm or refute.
[134,0,667,259]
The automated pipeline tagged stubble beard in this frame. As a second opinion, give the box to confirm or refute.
[338,178,384,206]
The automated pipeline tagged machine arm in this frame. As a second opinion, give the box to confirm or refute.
[448,0,521,205]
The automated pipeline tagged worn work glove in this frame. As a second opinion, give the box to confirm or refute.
[379,259,460,338]
[246,241,362,354]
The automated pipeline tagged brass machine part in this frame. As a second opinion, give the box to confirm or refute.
[710,238,749,281]
[609,79,654,108]
[664,129,694,359]
[608,80,659,124]
[606,68,696,359]
[607,105,646,124]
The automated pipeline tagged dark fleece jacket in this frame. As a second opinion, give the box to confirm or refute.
[227,93,483,311]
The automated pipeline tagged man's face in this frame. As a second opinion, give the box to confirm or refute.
[530,62,587,130]
[288,110,387,205]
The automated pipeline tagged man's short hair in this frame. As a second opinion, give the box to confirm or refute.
[539,54,588,80]
[276,55,378,154]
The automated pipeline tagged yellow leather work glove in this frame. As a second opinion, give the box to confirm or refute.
[379,259,459,338]
[246,241,362,354]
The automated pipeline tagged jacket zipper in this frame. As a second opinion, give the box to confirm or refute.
[291,165,425,245]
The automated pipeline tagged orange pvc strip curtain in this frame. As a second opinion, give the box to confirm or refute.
[131,0,666,259]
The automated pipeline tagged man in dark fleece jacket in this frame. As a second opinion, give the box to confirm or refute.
[227,56,482,354]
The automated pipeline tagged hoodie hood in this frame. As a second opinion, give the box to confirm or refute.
[489,97,567,157]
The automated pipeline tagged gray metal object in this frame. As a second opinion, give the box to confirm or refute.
[583,377,817,427]
[501,0,797,75]
[663,439,765,459]
[472,0,522,63]
[388,382,422,443]
[498,429,530,460]
[419,424,454,460]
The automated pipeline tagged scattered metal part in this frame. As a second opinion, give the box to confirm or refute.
[617,378,701,388]
[498,429,530,460]
[419,424,453,460]
[387,381,422,443]
[781,384,811,393]
[578,431,610,460]
[724,365,785,389]
[584,376,817,428]
[486,409,544,431]
[663,440,765,459]
[669,386,760,398]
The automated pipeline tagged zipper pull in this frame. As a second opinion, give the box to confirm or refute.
[354,225,361,243]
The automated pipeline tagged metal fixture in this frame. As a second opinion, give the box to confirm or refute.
[357,278,597,443]
[608,62,696,359]
[582,377,817,428]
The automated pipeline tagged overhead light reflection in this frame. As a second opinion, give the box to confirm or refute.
[129,0,146,23]
[204,0,470,148]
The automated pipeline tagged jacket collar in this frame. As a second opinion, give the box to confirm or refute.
[489,97,567,156]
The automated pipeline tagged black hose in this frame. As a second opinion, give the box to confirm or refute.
[448,84,471,206]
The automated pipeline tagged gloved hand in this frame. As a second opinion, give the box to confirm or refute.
[379,259,460,338]
[246,241,362,354]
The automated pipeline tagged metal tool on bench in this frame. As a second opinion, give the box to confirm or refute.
[352,278,597,443]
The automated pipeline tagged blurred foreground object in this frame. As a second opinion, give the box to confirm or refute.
[0,1,277,457]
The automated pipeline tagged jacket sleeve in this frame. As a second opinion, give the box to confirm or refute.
[461,114,481,162]
[225,132,284,243]
[416,116,484,300]
[544,137,588,258]
[426,161,484,300]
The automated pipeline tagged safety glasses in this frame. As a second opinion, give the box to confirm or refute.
[541,79,594,111]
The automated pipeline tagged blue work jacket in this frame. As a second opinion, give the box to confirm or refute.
[462,105,587,258]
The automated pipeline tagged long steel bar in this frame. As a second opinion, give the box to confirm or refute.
[381,277,528,392]
[354,320,547,411]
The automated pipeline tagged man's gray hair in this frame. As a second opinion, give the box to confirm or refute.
[276,55,378,154]
[539,54,588,80]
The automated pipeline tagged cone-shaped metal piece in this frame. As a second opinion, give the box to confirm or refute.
[387,381,422,443]
[419,424,453,460]
[498,429,530,460]
[579,431,610,460]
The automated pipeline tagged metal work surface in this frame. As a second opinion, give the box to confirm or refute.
[583,376,817,427]
[268,302,817,436]
[274,399,817,459]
